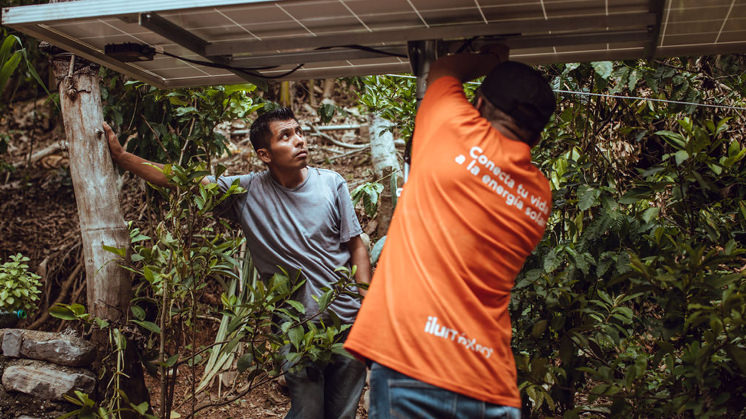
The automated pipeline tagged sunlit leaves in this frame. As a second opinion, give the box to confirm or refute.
[351,181,383,218]
[591,61,614,80]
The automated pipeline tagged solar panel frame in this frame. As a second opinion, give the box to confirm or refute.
[3,0,746,88]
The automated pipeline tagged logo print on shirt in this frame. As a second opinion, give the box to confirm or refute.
[424,316,494,359]
[454,146,549,227]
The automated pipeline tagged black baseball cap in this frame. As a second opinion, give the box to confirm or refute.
[479,61,556,135]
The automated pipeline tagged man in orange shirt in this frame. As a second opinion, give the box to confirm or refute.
[345,46,555,417]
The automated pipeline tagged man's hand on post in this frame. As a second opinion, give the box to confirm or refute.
[103,122,125,163]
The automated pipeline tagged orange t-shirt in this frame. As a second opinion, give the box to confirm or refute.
[345,76,551,407]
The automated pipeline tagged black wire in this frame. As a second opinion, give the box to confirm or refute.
[160,51,278,72]
[456,37,478,54]
[157,43,407,80]
[315,44,408,59]
[161,50,305,80]
[252,63,305,79]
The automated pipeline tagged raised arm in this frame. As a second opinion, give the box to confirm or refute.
[103,122,172,188]
[347,235,371,297]
[427,44,509,85]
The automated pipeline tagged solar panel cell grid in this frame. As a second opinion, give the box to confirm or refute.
[3,0,746,88]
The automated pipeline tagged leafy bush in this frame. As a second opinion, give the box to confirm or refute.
[357,74,417,140]
[0,28,47,102]
[0,253,42,314]
[102,75,262,164]
[512,59,746,417]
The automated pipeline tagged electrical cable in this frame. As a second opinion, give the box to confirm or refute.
[455,37,478,54]
[157,44,407,80]
[384,73,746,111]
[552,89,746,111]
[161,50,305,79]
[314,44,408,59]
[159,52,277,71]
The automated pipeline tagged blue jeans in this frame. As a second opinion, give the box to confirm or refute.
[369,363,521,419]
[284,352,366,419]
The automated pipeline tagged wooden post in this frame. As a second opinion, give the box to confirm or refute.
[51,55,130,322]
[49,50,149,412]
[369,113,401,236]
[279,80,294,109]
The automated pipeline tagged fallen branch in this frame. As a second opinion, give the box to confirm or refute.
[314,146,369,164]
[308,125,368,149]
[0,180,22,191]
[12,140,69,168]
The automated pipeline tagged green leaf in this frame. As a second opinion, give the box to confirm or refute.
[370,236,386,265]
[49,304,77,321]
[591,61,614,79]
[288,326,304,349]
[674,150,689,165]
[237,353,254,372]
[102,244,127,258]
[286,300,306,314]
[132,401,149,415]
[577,185,600,211]
[132,320,161,334]
[130,305,146,320]
[319,103,336,123]
[0,52,21,94]
[641,207,659,223]
[0,34,21,65]
[165,354,179,367]
[628,69,641,90]
[531,319,548,338]
[655,130,686,149]
[543,248,562,273]
[726,344,746,375]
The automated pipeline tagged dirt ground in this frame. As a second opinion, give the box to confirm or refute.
[0,81,386,418]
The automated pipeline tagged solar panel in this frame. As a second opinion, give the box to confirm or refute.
[3,0,746,89]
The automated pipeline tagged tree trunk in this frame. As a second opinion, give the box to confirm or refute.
[307,79,317,107]
[369,113,401,236]
[51,53,149,412]
[279,80,294,109]
[322,78,335,100]
[53,57,130,322]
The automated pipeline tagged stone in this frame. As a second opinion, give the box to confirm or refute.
[1,329,24,358]
[2,359,95,401]
[20,330,95,367]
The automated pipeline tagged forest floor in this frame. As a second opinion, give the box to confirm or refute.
[0,81,386,418]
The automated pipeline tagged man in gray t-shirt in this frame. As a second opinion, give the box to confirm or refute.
[104,107,370,419]
[211,167,364,323]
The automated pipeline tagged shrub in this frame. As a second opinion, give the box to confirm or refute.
[0,253,42,314]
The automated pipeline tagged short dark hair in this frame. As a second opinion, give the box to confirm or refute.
[479,61,556,142]
[249,107,298,151]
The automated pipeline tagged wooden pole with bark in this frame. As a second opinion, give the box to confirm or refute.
[369,113,401,236]
[49,49,149,411]
[51,55,130,324]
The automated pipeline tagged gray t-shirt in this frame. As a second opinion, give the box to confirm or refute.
[210,167,363,323]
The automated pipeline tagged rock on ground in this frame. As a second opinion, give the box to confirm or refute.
[2,358,95,401]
